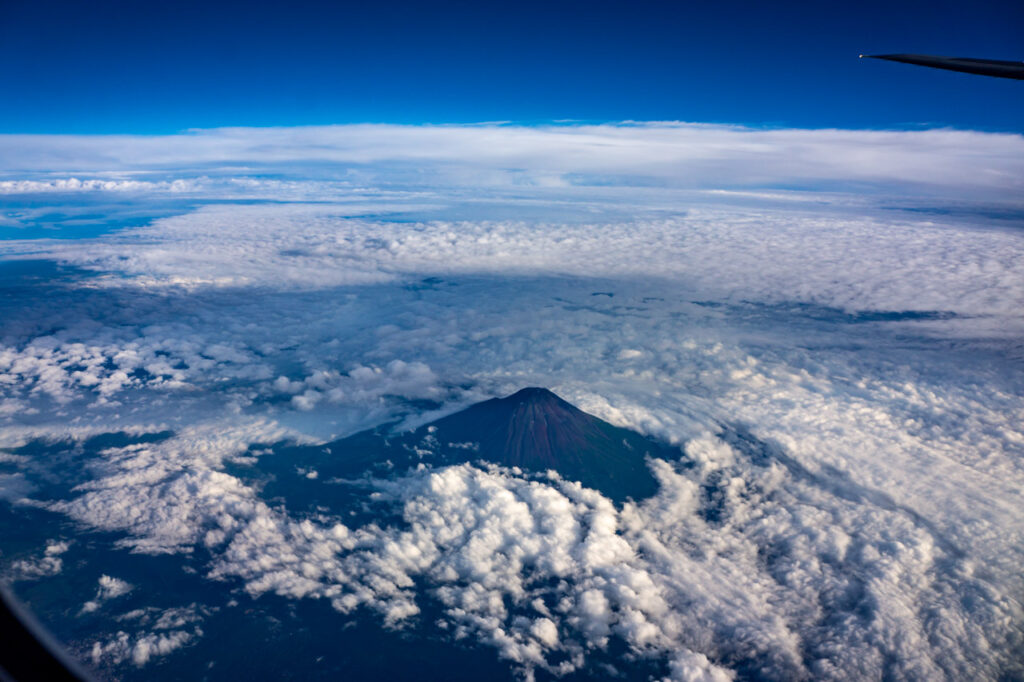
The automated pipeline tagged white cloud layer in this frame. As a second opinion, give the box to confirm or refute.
[2,122,1023,679]
[39,419,1024,679]
[1,123,1023,200]
[24,202,1024,318]
[0,178,193,194]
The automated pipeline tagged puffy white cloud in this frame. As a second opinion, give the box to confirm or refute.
[663,651,735,682]
[80,575,134,614]
[89,628,198,667]
[277,360,443,411]
[8,539,70,580]
[48,420,296,554]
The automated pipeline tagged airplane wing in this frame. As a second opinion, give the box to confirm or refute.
[861,54,1024,80]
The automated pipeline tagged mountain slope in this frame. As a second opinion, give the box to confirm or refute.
[425,387,666,502]
[257,388,673,506]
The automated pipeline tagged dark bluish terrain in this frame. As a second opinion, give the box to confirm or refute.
[260,387,670,507]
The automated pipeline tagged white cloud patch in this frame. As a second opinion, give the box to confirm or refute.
[80,575,134,614]
[0,178,194,194]
[8,539,71,580]
[89,628,198,667]
[49,420,296,554]
[277,360,443,412]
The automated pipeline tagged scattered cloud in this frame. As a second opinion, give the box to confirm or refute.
[8,539,70,580]
[80,575,134,614]
[89,628,198,667]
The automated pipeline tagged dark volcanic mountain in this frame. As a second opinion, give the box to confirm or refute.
[425,387,666,501]
[254,388,674,507]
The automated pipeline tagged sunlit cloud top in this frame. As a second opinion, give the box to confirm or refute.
[2,123,1023,200]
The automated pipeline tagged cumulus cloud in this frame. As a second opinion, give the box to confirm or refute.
[90,628,198,667]
[276,360,444,411]
[8,539,70,580]
[80,575,134,614]
[47,419,297,554]
[114,603,209,631]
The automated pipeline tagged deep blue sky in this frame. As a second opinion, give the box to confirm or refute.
[1,0,1022,134]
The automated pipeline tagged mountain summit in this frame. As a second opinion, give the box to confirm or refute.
[264,388,672,505]
[430,387,607,468]
[425,387,665,501]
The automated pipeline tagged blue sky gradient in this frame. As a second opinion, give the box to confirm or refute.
[1,0,1022,133]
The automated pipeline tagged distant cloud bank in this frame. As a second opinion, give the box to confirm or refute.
[1,122,1022,199]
